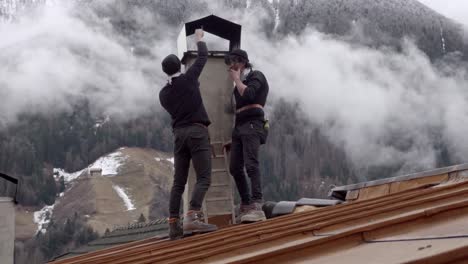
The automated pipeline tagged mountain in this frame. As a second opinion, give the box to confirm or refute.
[21,147,173,236]
[1,0,467,262]
[1,0,466,60]
[52,147,173,232]
[2,0,465,222]
[0,0,48,21]
[15,147,174,263]
[276,0,467,59]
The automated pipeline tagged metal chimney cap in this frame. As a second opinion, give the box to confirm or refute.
[178,15,242,61]
[184,15,241,50]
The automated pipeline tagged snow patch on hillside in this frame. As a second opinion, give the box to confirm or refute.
[155,156,174,166]
[53,168,86,183]
[54,150,128,183]
[94,115,110,129]
[112,185,135,211]
[33,204,54,234]
[89,151,127,176]
[274,5,280,32]
[440,26,446,53]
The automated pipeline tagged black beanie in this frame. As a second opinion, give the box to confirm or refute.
[162,54,181,75]
[229,49,249,61]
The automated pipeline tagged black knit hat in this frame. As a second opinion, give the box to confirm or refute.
[225,49,250,65]
[162,54,181,75]
[230,49,249,61]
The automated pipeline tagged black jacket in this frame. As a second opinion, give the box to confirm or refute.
[159,42,211,129]
[234,69,269,125]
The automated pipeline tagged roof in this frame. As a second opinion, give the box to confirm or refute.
[52,219,168,261]
[330,163,468,201]
[49,165,468,264]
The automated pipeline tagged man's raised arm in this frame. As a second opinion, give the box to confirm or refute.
[185,29,208,80]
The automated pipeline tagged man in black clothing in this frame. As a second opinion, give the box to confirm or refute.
[227,49,269,223]
[159,29,217,240]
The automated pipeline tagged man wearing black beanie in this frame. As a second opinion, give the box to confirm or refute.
[159,29,217,240]
[226,49,269,223]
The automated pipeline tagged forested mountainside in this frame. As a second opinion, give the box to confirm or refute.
[1,1,467,262]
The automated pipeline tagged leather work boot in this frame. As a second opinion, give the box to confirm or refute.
[240,202,267,223]
[183,211,218,235]
[237,203,256,223]
[168,218,183,240]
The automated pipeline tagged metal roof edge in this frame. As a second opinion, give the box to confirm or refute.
[331,163,468,192]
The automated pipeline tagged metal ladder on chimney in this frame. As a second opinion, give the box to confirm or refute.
[202,140,236,225]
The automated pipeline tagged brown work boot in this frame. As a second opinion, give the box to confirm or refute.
[240,202,266,223]
[183,210,218,235]
[168,218,183,240]
[237,203,256,223]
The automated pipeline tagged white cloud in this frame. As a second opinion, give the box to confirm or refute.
[0,2,171,126]
[418,0,468,27]
[243,27,468,174]
[2,1,468,176]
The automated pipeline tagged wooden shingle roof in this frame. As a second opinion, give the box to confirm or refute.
[50,165,468,264]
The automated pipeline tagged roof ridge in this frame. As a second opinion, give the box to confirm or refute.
[108,218,168,234]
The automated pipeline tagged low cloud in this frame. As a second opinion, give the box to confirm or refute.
[0,1,172,126]
[243,28,468,174]
[1,1,468,176]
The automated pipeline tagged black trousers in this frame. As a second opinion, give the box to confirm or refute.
[169,125,211,218]
[229,119,268,205]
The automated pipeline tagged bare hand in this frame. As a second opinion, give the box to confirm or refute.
[228,68,240,81]
[195,28,204,42]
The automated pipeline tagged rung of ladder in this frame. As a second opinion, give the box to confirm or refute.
[207,212,233,215]
[212,169,227,173]
[206,197,232,202]
[210,183,231,187]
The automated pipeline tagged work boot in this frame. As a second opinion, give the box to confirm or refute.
[240,202,266,223]
[237,203,256,223]
[168,218,183,240]
[183,210,218,235]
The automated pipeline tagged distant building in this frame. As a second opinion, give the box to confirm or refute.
[89,168,102,177]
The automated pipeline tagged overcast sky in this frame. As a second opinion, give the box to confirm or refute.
[418,0,468,26]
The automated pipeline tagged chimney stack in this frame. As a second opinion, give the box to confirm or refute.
[178,15,241,226]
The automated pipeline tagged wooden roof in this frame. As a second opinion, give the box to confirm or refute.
[49,166,468,264]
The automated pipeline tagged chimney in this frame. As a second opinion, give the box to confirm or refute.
[179,15,241,226]
[0,173,18,264]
